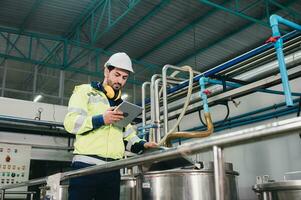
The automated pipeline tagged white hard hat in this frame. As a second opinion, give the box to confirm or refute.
[104,52,134,73]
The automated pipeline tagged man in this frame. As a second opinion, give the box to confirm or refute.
[64,52,157,200]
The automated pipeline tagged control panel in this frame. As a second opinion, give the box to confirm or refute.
[0,143,31,199]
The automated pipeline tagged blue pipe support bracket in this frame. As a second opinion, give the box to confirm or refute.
[269,14,301,107]
[199,77,210,113]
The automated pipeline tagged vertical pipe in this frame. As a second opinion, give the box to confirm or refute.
[199,77,209,113]
[1,60,7,97]
[30,192,34,200]
[142,82,150,140]
[59,70,65,105]
[213,145,225,200]
[162,66,169,136]
[32,66,38,99]
[151,74,161,141]
[269,14,301,106]
[1,189,5,200]
[154,78,162,143]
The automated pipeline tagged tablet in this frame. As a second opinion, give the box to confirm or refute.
[114,101,143,128]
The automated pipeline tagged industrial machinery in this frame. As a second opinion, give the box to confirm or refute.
[120,175,137,200]
[0,14,301,200]
[253,174,301,200]
[137,162,238,200]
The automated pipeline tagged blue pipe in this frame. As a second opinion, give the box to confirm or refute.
[199,77,209,113]
[166,30,300,95]
[269,14,301,107]
[141,30,300,106]
[207,79,301,96]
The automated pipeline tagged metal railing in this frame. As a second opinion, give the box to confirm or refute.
[1,117,301,199]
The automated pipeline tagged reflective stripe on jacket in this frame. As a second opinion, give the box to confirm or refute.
[64,84,143,159]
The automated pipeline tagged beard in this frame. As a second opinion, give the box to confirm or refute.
[107,79,121,90]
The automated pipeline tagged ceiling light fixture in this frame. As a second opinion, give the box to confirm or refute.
[33,94,43,102]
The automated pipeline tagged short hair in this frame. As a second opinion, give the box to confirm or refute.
[107,65,115,72]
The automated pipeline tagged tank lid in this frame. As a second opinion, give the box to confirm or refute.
[253,180,301,191]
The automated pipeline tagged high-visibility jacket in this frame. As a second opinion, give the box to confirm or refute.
[64,84,144,160]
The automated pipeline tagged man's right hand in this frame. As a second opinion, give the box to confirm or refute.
[103,107,124,125]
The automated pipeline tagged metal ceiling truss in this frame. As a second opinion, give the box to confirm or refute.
[0,0,44,65]
[0,27,158,85]
[199,0,301,26]
[24,0,158,85]
[103,0,171,50]
[66,0,141,44]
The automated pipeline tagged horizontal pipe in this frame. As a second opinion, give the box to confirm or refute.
[207,78,301,96]
[141,30,300,106]
[165,30,300,96]
[0,115,64,127]
[2,117,301,190]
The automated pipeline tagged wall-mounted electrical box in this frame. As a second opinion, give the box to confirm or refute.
[0,143,31,199]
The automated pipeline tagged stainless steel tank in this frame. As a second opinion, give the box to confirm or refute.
[120,175,137,200]
[137,162,239,200]
[253,180,301,200]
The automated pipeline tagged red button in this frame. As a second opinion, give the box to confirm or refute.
[5,155,10,162]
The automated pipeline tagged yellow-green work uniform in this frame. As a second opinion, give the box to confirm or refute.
[64,81,145,200]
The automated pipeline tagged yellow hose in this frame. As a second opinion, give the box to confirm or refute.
[161,112,214,147]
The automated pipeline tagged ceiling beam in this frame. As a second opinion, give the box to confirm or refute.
[104,0,171,50]
[0,26,159,86]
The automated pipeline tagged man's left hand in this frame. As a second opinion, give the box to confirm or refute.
[143,142,158,149]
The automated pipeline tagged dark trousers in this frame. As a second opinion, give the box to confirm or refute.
[68,161,120,200]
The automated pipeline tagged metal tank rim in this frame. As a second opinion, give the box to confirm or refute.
[253,180,301,191]
[135,168,239,177]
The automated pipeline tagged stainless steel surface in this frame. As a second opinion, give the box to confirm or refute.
[1,189,4,200]
[151,74,161,142]
[120,176,137,200]
[162,64,197,136]
[213,146,225,200]
[154,78,162,143]
[154,78,182,143]
[138,165,238,200]
[253,180,301,200]
[1,117,301,191]
[142,82,150,140]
